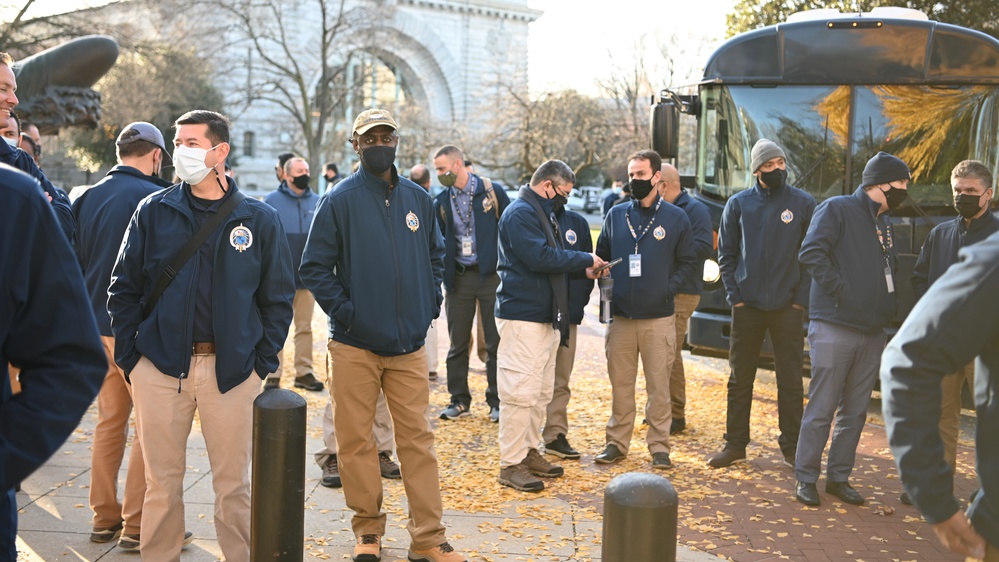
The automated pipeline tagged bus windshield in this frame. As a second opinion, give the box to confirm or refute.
[697,84,999,213]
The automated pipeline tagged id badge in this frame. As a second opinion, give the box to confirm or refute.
[629,254,642,278]
[885,266,894,294]
[460,236,473,257]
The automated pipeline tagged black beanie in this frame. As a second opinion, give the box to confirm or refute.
[862,152,910,187]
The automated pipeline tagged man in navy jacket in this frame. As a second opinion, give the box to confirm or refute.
[108,110,294,561]
[794,151,907,507]
[1,164,106,560]
[882,232,999,562]
[711,139,815,469]
[433,144,510,423]
[262,156,323,392]
[594,150,697,469]
[300,109,464,562]
[495,160,604,493]
[73,121,172,549]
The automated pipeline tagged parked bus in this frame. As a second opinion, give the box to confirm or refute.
[651,7,999,361]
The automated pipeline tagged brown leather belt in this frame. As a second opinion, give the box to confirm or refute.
[193,342,216,355]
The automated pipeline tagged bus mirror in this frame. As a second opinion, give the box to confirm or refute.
[651,98,680,160]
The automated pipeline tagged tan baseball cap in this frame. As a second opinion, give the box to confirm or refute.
[352,109,399,136]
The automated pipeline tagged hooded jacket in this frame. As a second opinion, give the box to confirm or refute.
[107,180,295,393]
[263,181,319,289]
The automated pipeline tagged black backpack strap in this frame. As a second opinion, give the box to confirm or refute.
[142,191,246,319]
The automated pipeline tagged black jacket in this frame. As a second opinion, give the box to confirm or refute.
[433,174,510,291]
[556,208,594,325]
[911,212,999,300]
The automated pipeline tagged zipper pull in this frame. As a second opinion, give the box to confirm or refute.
[385,198,390,207]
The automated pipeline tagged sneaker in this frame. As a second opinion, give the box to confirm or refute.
[408,541,466,562]
[321,455,341,488]
[90,521,123,543]
[670,418,686,435]
[263,378,280,391]
[489,405,500,423]
[498,462,544,492]
[782,451,795,469]
[353,534,381,562]
[651,452,673,469]
[294,372,324,391]
[439,402,470,420]
[117,531,193,552]
[378,451,401,479]
[544,433,580,460]
[524,448,563,477]
[707,446,746,468]
[594,443,625,464]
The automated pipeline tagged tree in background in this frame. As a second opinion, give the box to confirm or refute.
[727,0,999,39]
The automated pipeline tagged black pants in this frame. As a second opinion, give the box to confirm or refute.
[724,305,804,455]
[444,270,500,408]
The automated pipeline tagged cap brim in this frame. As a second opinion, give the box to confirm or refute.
[354,122,398,136]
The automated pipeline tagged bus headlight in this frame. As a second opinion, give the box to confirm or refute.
[703,259,721,284]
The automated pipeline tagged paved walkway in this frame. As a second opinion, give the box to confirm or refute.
[13,302,978,561]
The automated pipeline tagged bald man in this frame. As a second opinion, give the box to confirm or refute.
[657,164,713,435]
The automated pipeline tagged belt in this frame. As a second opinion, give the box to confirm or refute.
[455,262,479,275]
[193,342,216,355]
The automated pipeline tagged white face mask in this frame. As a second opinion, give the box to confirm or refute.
[3,136,17,148]
[173,144,218,185]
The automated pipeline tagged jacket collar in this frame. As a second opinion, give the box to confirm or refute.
[162,177,249,221]
[853,186,884,218]
[0,137,15,158]
[752,179,784,197]
[965,210,998,232]
[358,163,400,195]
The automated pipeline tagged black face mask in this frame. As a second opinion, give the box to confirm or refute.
[359,145,396,174]
[881,184,908,211]
[630,178,654,200]
[759,167,787,190]
[292,174,311,191]
[954,192,986,219]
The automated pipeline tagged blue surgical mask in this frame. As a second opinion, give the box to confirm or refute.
[3,136,17,149]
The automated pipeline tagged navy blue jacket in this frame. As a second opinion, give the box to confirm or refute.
[496,189,594,323]
[882,232,999,547]
[263,181,319,289]
[73,166,167,336]
[300,166,444,356]
[670,189,713,295]
[911,212,999,300]
[799,187,897,334]
[556,208,595,324]
[596,196,698,319]
[1,165,105,548]
[718,181,815,309]
[0,139,74,241]
[433,174,510,291]
[107,180,295,393]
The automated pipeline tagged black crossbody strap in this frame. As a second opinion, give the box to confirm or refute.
[142,191,246,319]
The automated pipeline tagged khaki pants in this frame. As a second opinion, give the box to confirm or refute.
[605,316,675,455]
[542,325,577,443]
[314,391,395,468]
[271,289,315,380]
[496,319,559,467]
[90,336,145,535]
[940,362,974,470]
[132,355,259,562]
[426,319,439,375]
[670,293,700,420]
[328,341,445,549]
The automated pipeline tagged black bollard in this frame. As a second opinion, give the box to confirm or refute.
[602,472,679,562]
[251,388,307,561]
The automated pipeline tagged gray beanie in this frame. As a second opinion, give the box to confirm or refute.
[862,151,910,187]
[750,139,787,173]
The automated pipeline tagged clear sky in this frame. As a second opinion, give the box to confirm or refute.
[527,0,735,95]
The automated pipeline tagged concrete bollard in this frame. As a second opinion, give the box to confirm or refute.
[250,388,307,562]
[602,472,679,561]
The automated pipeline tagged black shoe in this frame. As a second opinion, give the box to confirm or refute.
[321,455,341,488]
[439,402,470,420]
[263,378,280,391]
[489,405,500,423]
[826,481,865,505]
[545,433,581,460]
[294,373,324,391]
[669,418,686,435]
[428,371,438,380]
[795,481,820,506]
[782,451,795,469]
[651,452,672,470]
[900,491,912,505]
[707,446,746,468]
[595,444,625,464]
